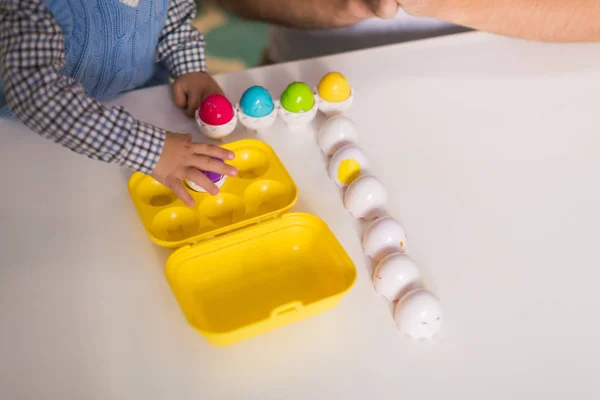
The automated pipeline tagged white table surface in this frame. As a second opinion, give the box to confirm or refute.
[2,31,600,400]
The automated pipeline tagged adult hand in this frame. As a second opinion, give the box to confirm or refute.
[395,0,437,17]
[355,0,400,20]
[172,71,224,118]
[151,132,237,206]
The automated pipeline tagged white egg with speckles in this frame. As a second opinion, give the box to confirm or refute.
[363,217,408,262]
[394,289,443,340]
[373,253,421,301]
[343,174,387,220]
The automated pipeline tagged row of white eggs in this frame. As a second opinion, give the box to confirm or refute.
[317,115,443,340]
[364,219,443,340]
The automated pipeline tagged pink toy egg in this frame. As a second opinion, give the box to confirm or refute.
[199,94,235,126]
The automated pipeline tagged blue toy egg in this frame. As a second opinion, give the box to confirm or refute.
[240,86,274,118]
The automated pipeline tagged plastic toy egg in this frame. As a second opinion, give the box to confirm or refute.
[237,86,277,131]
[240,86,274,118]
[316,72,354,116]
[328,145,369,187]
[394,289,443,340]
[186,173,227,193]
[281,82,315,112]
[343,174,387,220]
[278,82,318,129]
[317,115,359,156]
[373,253,420,301]
[195,94,238,139]
[363,217,408,262]
[185,158,228,193]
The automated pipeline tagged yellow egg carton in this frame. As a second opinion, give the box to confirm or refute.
[128,139,356,346]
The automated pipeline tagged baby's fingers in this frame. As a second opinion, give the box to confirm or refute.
[191,155,237,176]
[173,83,187,109]
[186,168,219,196]
[186,90,201,118]
[192,143,235,160]
[168,178,195,207]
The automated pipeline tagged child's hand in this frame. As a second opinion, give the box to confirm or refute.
[151,132,237,206]
[173,71,224,118]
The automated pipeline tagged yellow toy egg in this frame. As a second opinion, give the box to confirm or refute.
[328,145,369,187]
[317,72,351,103]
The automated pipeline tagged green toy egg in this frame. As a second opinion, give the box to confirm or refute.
[280,82,315,113]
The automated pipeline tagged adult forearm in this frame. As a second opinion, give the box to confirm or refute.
[218,0,398,29]
[412,0,600,42]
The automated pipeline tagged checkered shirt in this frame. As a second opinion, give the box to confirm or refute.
[0,0,207,174]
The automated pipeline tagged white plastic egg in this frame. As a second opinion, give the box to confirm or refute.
[195,108,238,139]
[317,89,354,117]
[343,174,387,220]
[317,115,359,156]
[278,101,318,130]
[186,175,227,193]
[328,145,369,187]
[373,253,421,301]
[394,289,443,340]
[363,217,408,262]
[237,106,278,131]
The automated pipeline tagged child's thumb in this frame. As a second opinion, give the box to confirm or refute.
[173,84,187,108]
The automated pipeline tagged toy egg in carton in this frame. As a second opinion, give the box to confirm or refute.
[236,86,278,132]
[315,72,354,116]
[195,94,238,140]
[278,82,318,129]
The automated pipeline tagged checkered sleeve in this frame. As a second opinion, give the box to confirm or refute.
[157,0,207,77]
[0,0,166,174]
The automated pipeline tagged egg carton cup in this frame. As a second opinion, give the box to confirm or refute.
[314,87,354,117]
[195,108,238,140]
[127,140,297,248]
[236,104,278,131]
[277,100,318,130]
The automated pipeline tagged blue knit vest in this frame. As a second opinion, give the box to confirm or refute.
[0,0,170,117]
